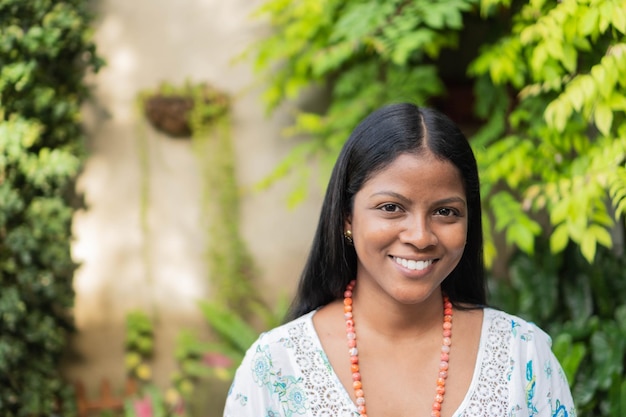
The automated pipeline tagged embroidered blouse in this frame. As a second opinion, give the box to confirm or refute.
[223,308,576,417]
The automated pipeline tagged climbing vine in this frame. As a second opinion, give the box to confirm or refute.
[136,80,255,308]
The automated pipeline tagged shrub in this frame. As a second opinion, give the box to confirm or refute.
[0,0,102,415]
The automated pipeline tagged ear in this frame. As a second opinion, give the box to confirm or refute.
[344,215,352,233]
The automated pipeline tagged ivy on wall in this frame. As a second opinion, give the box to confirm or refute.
[134,81,261,412]
[0,0,102,415]
[137,80,255,309]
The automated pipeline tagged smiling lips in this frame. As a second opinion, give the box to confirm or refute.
[393,256,435,271]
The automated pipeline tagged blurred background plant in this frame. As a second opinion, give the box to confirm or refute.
[123,311,188,417]
[120,296,288,417]
[129,79,290,414]
[0,0,102,415]
[135,80,255,310]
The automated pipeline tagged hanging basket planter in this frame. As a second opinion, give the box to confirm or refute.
[139,81,229,138]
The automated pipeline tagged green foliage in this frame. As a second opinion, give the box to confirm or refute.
[119,299,288,417]
[247,0,476,203]
[123,311,188,417]
[470,0,626,264]
[125,311,155,382]
[490,243,626,415]
[0,0,101,415]
[194,115,257,309]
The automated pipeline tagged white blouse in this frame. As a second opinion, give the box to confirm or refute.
[224,308,576,417]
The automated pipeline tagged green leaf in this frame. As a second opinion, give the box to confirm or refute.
[545,98,570,132]
[507,223,536,253]
[608,375,626,416]
[552,333,586,385]
[578,6,599,36]
[312,42,355,76]
[567,82,585,111]
[198,301,258,354]
[550,223,569,253]
[591,325,626,391]
[616,305,626,335]
[594,103,613,136]
[561,43,577,73]
[331,2,391,42]
[391,30,435,65]
[611,3,626,34]
[592,64,613,99]
[580,232,597,263]
[589,224,613,249]
[550,196,570,225]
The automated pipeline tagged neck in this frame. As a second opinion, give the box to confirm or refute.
[343,279,453,417]
[351,284,444,340]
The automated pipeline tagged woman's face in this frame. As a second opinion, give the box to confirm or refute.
[345,151,467,305]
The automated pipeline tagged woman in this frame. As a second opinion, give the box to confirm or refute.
[223,103,576,417]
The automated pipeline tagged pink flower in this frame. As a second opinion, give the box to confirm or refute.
[173,401,186,416]
[202,352,233,369]
[133,396,153,417]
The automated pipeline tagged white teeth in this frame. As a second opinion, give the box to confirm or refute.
[395,257,433,271]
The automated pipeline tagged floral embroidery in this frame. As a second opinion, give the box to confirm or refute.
[526,360,538,416]
[507,358,515,381]
[275,375,308,416]
[279,337,295,349]
[552,399,569,417]
[544,360,553,379]
[252,345,273,387]
[234,393,247,406]
[511,319,521,337]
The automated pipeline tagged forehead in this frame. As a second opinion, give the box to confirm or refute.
[360,152,465,197]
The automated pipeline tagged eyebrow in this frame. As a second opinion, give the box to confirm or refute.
[434,196,467,206]
[370,191,467,206]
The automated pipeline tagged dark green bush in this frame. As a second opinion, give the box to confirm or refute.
[490,241,626,416]
[0,0,101,415]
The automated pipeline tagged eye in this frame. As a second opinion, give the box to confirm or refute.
[379,203,402,213]
[435,207,457,217]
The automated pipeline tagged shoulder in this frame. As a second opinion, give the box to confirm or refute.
[483,307,553,348]
[224,311,356,416]
[480,309,576,416]
[223,312,320,415]
[243,311,319,367]
[255,312,316,346]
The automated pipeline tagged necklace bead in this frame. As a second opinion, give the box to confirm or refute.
[343,280,453,417]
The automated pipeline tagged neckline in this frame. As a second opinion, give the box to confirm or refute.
[305,307,491,417]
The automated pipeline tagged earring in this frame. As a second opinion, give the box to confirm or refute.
[344,230,353,244]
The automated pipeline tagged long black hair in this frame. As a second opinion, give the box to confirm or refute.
[286,103,485,320]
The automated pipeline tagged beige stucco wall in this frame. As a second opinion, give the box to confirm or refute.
[64,0,324,410]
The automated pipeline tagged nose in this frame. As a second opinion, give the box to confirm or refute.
[400,215,438,249]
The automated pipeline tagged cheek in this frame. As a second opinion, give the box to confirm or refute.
[441,223,468,252]
[352,221,396,253]
[355,220,397,241]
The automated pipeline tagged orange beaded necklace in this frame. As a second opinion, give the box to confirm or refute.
[343,280,453,417]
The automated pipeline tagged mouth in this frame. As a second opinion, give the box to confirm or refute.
[392,256,436,271]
